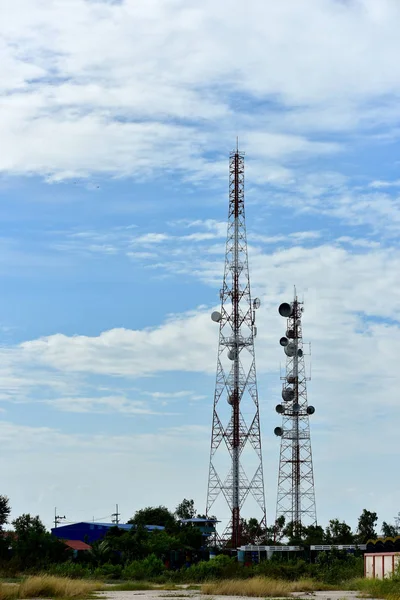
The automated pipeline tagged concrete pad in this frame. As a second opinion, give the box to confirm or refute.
[98,589,381,600]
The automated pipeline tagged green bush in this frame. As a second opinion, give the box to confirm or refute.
[94,563,123,580]
[180,555,241,582]
[255,558,311,581]
[123,554,165,580]
[314,551,363,584]
[352,561,400,600]
[48,562,93,579]
[353,576,400,600]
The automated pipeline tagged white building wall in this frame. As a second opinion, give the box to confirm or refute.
[365,555,374,578]
[364,553,400,579]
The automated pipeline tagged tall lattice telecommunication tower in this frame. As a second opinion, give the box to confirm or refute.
[274,293,316,536]
[206,146,266,549]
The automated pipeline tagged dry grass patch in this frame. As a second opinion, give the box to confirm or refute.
[350,576,400,600]
[202,577,327,597]
[0,575,102,600]
[0,583,18,600]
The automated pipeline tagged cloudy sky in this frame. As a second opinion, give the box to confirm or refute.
[1,0,400,533]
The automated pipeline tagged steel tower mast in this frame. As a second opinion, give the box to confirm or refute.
[207,146,266,548]
[274,293,316,537]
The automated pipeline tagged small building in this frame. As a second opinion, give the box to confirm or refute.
[51,522,164,545]
[179,518,219,547]
[364,552,400,579]
[179,518,218,536]
[238,545,303,563]
[311,544,367,551]
[64,539,92,557]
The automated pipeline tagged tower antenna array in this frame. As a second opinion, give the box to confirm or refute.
[207,146,266,548]
[274,292,316,536]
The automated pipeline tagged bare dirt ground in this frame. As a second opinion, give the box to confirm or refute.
[98,589,375,600]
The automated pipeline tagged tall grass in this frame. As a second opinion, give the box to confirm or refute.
[350,576,400,600]
[0,575,102,599]
[202,576,330,597]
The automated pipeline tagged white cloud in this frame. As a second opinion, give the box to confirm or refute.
[369,179,400,189]
[3,0,400,531]
[1,242,399,394]
[132,233,171,245]
[2,240,400,527]
[44,395,169,415]
[337,236,381,248]
[17,311,216,377]
[2,0,400,180]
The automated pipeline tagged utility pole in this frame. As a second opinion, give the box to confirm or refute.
[207,145,266,548]
[111,504,120,525]
[54,507,66,529]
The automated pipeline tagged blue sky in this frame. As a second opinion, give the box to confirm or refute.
[2,0,400,533]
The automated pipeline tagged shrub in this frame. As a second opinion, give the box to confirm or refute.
[351,563,400,600]
[123,554,165,580]
[255,558,311,581]
[181,555,240,582]
[48,562,93,579]
[315,551,363,584]
[93,563,123,580]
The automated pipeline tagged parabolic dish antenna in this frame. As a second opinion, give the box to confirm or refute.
[279,302,293,317]
[211,311,222,323]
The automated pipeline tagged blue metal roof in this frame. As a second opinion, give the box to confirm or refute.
[89,522,133,530]
[51,521,165,545]
[54,521,164,531]
[179,518,219,523]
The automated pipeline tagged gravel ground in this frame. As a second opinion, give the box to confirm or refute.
[97,589,374,600]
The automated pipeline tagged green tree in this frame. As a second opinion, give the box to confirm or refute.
[265,515,286,544]
[128,506,177,532]
[0,495,10,531]
[325,519,354,544]
[302,524,325,545]
[381,513,400,538]
[356,509,378,543]
[90,540,114,566]
[381,521,398,538]
[178,524,203,550]
[105,524,151,562]
[241,517,266,545]
[12,514,66,567]
[13,513,46,536]
[0,496,11,559]
[175,499,196,520]
[147,530,180,558]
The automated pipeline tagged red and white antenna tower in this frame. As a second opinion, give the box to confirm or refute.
[206,146,266,548]
[274,292,317,536]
